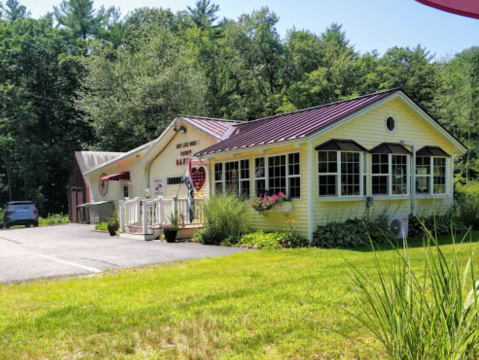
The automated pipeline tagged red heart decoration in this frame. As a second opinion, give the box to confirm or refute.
[191,167,206,191]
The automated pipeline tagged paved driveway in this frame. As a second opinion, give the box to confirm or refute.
[0,224,251,283]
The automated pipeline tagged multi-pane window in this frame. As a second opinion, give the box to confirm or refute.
[392,155,408,195]
[416,157,447,195]
[340,152,361,196]
[214,163,223,195]
[123,185,129,199]
[416,157,430,194]
[371,154,389,195]
[254,153,301,199]
[254,158,266,196]
[214,160,250,197]
[167,177,183,185]
[268,155,287,195]
[318,151,364,197]
[372,154,409,196]
[288,153,301,198]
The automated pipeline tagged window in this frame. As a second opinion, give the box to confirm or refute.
[386,116,396,132]
[372,154,409,196]
[415,156,447,195]
[167,177,183,185]
[214,160,250,197]
[254,153,301,199]
[254,158,266,196]
[318,151,364,197]
[123,184,129,198]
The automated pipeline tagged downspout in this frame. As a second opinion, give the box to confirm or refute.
[401,140,416,214]
[307,142,314,243]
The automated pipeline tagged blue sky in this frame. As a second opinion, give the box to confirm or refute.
[22,0,479,59]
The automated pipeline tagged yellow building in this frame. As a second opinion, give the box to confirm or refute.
[80,89,466,241]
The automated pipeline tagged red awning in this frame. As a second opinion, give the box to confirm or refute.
[416,0,479,19]
[190,159,208,165]
[101,172,130,181]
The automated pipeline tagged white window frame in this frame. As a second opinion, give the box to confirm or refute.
[317,150,365,198]
[213,160,250,197]
[371,154,411,197]
[254,152,302,199]
[385,114,397,134]
[122,182,130,199]
[416,156,448,195]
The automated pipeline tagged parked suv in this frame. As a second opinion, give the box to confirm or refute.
[2,201,39,228]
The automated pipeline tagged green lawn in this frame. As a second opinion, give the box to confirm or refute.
[1,233,478,359]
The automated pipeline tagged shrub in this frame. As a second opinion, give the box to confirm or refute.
[95,222,108,231]
[408,211,468,238]
[194,192,252,245]
[454,179,479,229]
[348,229,479,359]
[232,228,309,249]
[39,213,68,226]
[312,216,395,248]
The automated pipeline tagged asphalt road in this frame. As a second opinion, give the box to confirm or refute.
[0,224,251,283]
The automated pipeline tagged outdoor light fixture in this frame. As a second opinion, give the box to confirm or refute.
[174,125,187,133]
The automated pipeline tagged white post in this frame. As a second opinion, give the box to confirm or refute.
[157,196,162,225]
[172,195,178,218]
[119,200,125,233]
[135,197,141,224]
[142,200,147,234]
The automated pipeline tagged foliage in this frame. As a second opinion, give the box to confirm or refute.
[193,192,252,245]
[3,0,30,21]
[348,230,479,359]
[165,212,179,231]
[0,232,476,359]
[233,225,309,249]
[38,213,68,226]
[408,211,468,238]
[312,216,395,248]
[106,207,119,226]
[94,222,108,231]
[454,179,479,229]
[249,192,290,212]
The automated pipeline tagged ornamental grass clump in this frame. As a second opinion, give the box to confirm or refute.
[194,192,252,245]
[346,224,479,359]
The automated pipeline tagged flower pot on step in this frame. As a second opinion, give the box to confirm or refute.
[107,224,119,236]
[163,230,178,243]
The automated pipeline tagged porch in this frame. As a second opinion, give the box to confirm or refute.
[119,196,205,241]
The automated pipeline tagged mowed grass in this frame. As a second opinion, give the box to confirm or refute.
[1,233,478,359]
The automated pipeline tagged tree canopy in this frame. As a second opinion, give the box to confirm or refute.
[0,0,478,213]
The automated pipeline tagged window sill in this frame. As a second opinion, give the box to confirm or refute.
[317,196,366,202]
[416,194,449,199]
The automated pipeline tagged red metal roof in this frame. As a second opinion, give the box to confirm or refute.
[101,172,130,181]
[195,89,402,156]
[179,115,241,140]
[416,0,479,19]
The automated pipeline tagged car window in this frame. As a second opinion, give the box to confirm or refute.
[9,204,36,210]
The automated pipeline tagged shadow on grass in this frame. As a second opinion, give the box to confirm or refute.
[348,230,479,253]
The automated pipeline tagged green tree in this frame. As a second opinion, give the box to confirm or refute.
[54,0,113,39]
[187,0,220,29]
[4,0,30,21]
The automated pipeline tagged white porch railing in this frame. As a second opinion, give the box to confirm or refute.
[119,196,205,234]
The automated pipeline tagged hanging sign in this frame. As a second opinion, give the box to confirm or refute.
[191,167,206,191]
[99,173,108,196]
[153,179,165,196]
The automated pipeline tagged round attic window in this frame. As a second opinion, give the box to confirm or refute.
[386,116,396,133]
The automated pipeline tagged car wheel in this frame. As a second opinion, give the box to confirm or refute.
[25,224,30,228]
[4,223,9,229]
[33,222,39,227]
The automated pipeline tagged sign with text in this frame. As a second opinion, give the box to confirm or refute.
[153,179,165,196]
[176,140,199,166]
[191,167,206,191]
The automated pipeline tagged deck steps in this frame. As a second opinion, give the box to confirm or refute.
[119,224,203,241]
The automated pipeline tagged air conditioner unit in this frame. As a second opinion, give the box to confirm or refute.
[388,213,409,239]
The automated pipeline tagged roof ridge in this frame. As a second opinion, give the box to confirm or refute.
[234,88,404,127]
[178,114,242,123]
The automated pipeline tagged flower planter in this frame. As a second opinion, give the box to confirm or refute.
[268,202,293,212]
[163,229,178,243]
[107,224,119,236]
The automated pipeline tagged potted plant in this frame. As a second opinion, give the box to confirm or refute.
[107,208,120,236]
[163,212,179,243]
